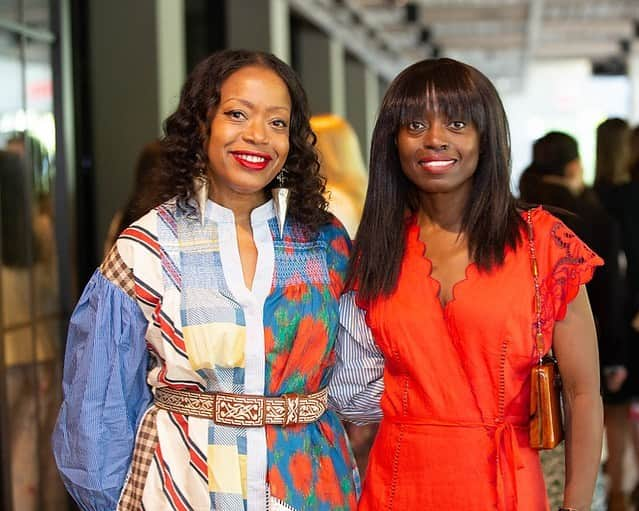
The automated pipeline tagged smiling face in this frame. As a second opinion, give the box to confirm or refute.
[397,109,480,197]
[206,65,291,206]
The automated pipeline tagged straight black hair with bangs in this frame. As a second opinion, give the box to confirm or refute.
[348,57,524,301]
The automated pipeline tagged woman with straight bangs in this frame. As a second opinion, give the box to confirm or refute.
[329,58,603,510]
[53,49,359,511]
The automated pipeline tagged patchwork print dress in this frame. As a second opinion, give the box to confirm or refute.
[52,199,359,511]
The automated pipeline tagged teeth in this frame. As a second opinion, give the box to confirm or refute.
[422,160,454,167]
[238,154,266,163]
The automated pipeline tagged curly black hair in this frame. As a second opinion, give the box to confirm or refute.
[161,49,330,230]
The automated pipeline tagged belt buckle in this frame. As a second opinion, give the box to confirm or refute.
[283,393,301,426]
[214,393,266,426]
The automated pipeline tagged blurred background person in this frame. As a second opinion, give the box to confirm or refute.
[595,119,632,198]
[594,120,639,510]
[519,132,626,388]
[592,118,638,511]
[310,114,368,239]
[103,140,167,254]
[624,125,639,509]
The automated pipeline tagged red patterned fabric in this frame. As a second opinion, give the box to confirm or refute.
[358,207,602,510]
[263,217,359,510]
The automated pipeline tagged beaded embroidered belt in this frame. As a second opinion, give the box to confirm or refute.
[154,386,328,427]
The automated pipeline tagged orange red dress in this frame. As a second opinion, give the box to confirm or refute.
[334,208,602,510]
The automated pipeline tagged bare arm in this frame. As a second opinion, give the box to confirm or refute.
[553,285,603,511]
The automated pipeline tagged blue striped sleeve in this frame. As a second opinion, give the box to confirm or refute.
[52,270,152,511]
[328,291,384,424]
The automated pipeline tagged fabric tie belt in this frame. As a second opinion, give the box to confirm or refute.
[387,416,527,511]
[154,386,328,427]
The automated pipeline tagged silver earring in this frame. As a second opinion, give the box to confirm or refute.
[271,168,289,237]
[194,173,209,226]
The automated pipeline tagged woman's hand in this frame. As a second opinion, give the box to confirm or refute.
[604,366,628,393]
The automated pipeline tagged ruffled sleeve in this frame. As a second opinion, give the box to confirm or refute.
[52,269,151,511]
[533,208,604,322]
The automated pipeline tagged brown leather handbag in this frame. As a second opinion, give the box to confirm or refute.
[526,210,565,450]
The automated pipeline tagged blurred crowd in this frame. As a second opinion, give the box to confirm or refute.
[520,119,639,511]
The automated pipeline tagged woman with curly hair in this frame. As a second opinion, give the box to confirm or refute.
[52,49,359,511]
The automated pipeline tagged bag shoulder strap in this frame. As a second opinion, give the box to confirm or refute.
[526,209,545,362]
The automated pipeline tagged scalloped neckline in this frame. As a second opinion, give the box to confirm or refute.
[407,221,477,311]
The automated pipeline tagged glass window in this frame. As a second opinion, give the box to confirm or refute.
[35,319,65,509]
[23,0,50,30]
[4,326,38,511]
[0,2,67,510]
[24,40,58,319]
[5,320,67,510]
[0,0,19,23]
[0,28,31,329]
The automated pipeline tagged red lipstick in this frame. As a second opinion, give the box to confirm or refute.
[231,150,272,171]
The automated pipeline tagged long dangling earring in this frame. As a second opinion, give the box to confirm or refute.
[271,168,289,237]
[194,172,209,226]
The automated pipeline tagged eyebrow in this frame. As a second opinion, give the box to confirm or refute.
[222,97,290,114]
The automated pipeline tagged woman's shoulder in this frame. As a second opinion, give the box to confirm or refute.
[524,205,574,237]
[525,204,556,223]
[316,213,352,252]
[113,201,177,270]
[287,213,351,244]
[287,214,352,275]
[120,198,182,240]
[319,213,350,237]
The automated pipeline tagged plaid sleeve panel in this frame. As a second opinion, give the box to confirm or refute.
[117,407,158,510]
[100,243,136,299]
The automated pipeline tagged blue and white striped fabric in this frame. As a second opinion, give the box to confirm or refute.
[52,271,152,510]
[328,291,385,425]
